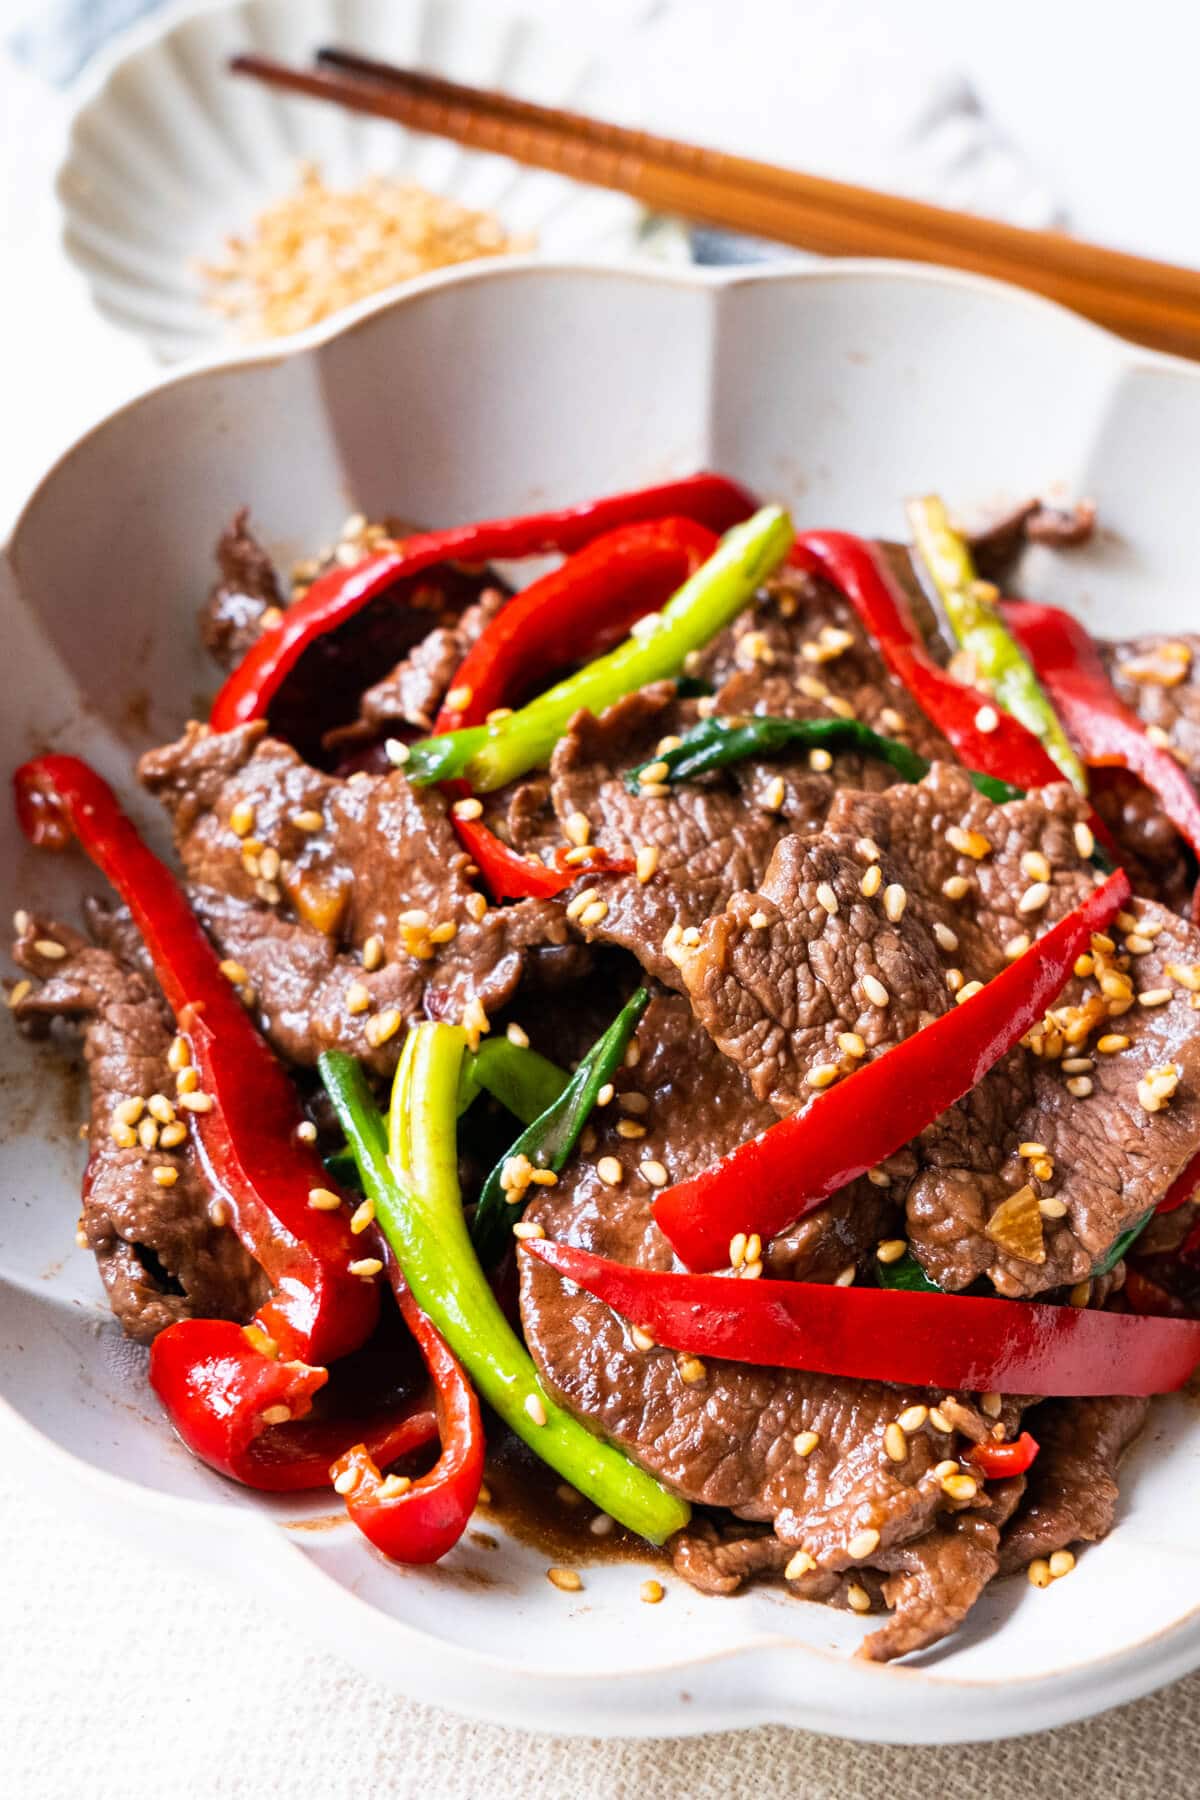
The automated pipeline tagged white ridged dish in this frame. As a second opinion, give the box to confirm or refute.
[55,0,682,361]
[4,260,1200,1742]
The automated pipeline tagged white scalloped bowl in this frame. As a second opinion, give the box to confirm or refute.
[4,260,1200,1743]
[55,0,681,362]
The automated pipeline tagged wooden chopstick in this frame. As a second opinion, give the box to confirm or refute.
[230,51,1200,360]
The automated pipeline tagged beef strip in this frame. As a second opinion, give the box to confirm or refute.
[674,763,1200,1294]
[199,509,284,671]
[1090,769,1195,915]
[1103,633,1200,790]
[519,989,1026,1660]
[138,721,570,1072]
[351,586,506,735]
[967,499,1097,583]
[10,913,264,1342]
[998,1395,1148,1573]
[862,1480,1025,1662]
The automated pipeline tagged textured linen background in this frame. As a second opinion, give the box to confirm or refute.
[7,2,1200,1792]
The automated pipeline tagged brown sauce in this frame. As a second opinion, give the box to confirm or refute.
[478,1427,668,1570]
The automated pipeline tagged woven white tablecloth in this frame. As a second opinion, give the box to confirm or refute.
[7,3,1200,1791]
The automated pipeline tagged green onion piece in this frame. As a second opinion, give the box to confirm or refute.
[1092,1208,1155,1279]
[624,712,1024,805]
[472,988,650,1266]
[316,1040,690,1545]
[457,1038,569,1124]
[877,1251,944,1295]
[907,495,1088,793]
[405,506,794,793]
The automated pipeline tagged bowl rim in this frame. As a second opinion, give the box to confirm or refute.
[4,252,1200,1742]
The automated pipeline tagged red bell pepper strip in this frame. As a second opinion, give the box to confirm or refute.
[330,1272,484,1563]
[1002,596,1200,920]
[654,867,1131,1270]
[148,1316,437,1492]
[522,1238,1200,1397]
[13,754,377,1366]
[451,818,634,902]
[433,517,719,733]
[967,1432,1040,1478]
[789,533,1071,793]
[210,474,755,732]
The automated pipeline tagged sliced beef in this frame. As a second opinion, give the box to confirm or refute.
[519,990,1023,1660]
[548,685,837,989]
[1103,634,1200,790]
[862,1483,1024,1662]
[967,498,1097,583]
[10,913,264,1342]
[138,721,569,1072]
[351,586,506,736]
[998,1395,1148,1573]
[674,764,1200,1294]
[1090,769,1195,915]
[200,509,284,671]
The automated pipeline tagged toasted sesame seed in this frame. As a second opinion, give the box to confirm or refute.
[1067,1076,1094,1098]
[929,1408,954,1434]
[589,1511,615,1538]
[856,837,882,862]
[361,934,384,972]
[258,846,281,882]
[794,1429,820,1456]
[578,899,609,929]
[1138,987,1172,1008]
[943,1473,979,1501]
[809,747,833,772]
[219,958,250,986]
[946,968,965,993]
[805,1062,840,1090]
[640,1578,665,1604]
[677,1355,707,1384]
[624,1041,641,1068]
[639,760,671,786]
[596,1083,615,1106]
[946,825,992,859]
[816,882,839,916]
[860,863,883,898]
[1021,850,1051,884]
[1019,1140,1047,1158]
[862,973,889,1008]
[350,1198,375,1235]
[348,1257,383,1278]
[1034,1157,1056,1183]
[152,1165,178,1188]
[616,1118,646,1139]
[137,1117,159,1151]
[975,705,999,733]
[308,1187,342,1211]
[876,1238,908,1265]
[838,1031,867,1059]
[7,978,32,1009]
[631,1325,656,1351]
[1166,961,1200,992]
[883,883,908,922]
[179,1091,214,1113]
[465,891,488,924]
[897,1406,928,1433]
[747,909,770,930]
[564,811,591,848]
[452,797,483,821]
[867,1166,891,1187]
[159,1121,188,1148]
[1018,881,1051,915]
[879,708,905,734]
[229,801,256,837]
[547,1566,581,1592]
[260,1405,292,1427]
[1069,1279,1093,1308]
[597,1156,623,1187]
[834,1265,856,1287]
[1049,1549,1076,1579]
[846,1583,872,1614]
[292,809,325,834]
[956,980,985,1005]
[1124,933,1154,956]
[1028,1558,1053,1588]
[445,684,473,712]
[33,938,66,960]
[932,922,959,953]
[1039,1197,1068,1218]
[333,1466,360,1496]
[942,874,971,901]
[762,775,786,812]
[884,1423,907,1463]
[848,1527,880,1559]
[512,1221,546,1241]
[384,738,411,767]
[566,887,600,921]
[114,1096,145,1126]
[1096,1033,1130,1053]
[933,1459,961,1481]
[635,845,660,883]
[639,1159,668,1187]
[365,1008,402,1047]
[1073,822,1095,859]
[345,980,371,1015]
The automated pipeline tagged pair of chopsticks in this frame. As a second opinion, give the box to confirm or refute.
[232,47,1200,362]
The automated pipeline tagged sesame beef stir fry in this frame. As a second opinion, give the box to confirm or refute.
[12,474,1200,1661]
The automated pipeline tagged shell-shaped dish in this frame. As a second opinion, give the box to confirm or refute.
[4,260,1200,1741]
[56,0,681,361]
